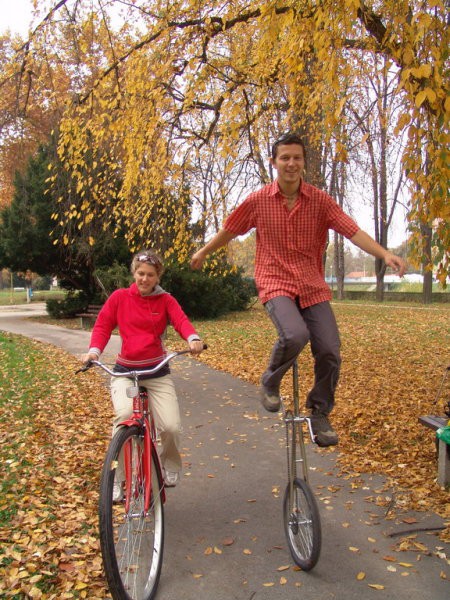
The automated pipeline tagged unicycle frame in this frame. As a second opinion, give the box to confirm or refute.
[284,361,315,488]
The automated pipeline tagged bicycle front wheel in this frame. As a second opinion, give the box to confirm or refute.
[99,425,164,600]
[283,477,321,571]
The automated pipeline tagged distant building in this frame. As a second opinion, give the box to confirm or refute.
[346,271,372,279]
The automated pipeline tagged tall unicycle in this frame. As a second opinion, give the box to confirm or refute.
[282,361,321,571]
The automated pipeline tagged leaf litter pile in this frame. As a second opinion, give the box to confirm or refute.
[0,301,449,597]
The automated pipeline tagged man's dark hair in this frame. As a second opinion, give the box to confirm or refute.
[271,133,306,160]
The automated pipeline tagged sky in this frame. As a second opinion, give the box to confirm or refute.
[0,0,35,36]
[0,0,409,247]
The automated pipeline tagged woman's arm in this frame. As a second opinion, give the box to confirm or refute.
[80,295,118,361]
[165,295,204,354]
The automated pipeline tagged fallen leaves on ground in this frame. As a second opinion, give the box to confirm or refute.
[5,301,448,598]
[187,303,450,539]
[0,335,112,599]
[34,303,450,538]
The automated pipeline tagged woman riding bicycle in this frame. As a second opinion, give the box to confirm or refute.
[81,249,204,496]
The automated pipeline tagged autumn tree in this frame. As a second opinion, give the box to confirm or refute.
[0,1,448,283]
[344,54,407,300]
[0,142,131,297]
[229,232,256,278]
[183,133,264,245]
[0,24,69,207]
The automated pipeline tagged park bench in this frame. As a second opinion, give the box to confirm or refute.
[76,304,103,329]
[418,366,450,487]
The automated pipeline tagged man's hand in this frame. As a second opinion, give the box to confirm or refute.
[384,252,407,277]
[350,230,407,278]
[190,229,236,270]
[190,250,207,270]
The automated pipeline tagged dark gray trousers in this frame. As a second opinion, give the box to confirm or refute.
[262,297,341,415]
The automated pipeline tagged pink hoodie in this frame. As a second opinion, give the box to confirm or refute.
[89,283,198,368]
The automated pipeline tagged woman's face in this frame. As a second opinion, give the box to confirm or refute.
[133,262,160,295]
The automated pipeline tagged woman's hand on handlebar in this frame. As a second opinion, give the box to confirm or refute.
[80,352,99,364]
[189,340,206,355]
[75,354,98,374]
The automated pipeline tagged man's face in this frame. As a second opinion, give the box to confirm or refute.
[270,143,305,187]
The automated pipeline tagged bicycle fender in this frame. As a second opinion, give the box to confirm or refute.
[117,418,141,429]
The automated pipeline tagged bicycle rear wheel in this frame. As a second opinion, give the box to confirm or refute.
[283,477,321,571]
[99,425,164,600]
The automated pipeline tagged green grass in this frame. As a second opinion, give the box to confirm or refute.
[0,335,44,525]
[0,334,63,527]
[0,289,65,305]
[393,281,448,293]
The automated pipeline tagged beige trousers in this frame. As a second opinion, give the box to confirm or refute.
[110,374,182,475]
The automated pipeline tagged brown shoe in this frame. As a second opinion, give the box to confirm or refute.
[260,387,281,412]
[310,414,338,447]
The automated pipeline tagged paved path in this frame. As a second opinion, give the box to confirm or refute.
[1,304,449,599]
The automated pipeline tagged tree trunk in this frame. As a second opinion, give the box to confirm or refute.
[334,231,345,300]
[375,257,385,302]
[421,222,433,304]
[423,270,433,304]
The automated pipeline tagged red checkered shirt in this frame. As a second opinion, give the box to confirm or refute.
[224,180,359,307]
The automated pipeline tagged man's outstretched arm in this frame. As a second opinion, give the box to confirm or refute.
[350,229,407,277]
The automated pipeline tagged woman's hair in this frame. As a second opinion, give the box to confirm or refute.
[131,249,164,276]
[271,132,306,161]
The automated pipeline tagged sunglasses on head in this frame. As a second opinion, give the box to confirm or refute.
[137,254,159,265]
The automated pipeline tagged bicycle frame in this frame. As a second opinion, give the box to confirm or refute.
[79,350,196,512]
[79,347,206,600]
[121,387,164,513]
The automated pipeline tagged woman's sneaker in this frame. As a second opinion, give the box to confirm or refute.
[113,481,124,503]
[164,471,179,487]
[310,414,338,447]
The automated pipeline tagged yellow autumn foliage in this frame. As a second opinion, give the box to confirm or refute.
[0,1,448,274]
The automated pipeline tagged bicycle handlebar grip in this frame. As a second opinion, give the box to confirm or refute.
[75,360,93,374]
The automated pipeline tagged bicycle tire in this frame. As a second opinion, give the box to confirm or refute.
[99,425,164,600]
[283,477,321,571]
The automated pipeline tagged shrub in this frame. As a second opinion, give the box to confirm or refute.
[94,262,132,298]
[32,275,52,291]
[46,292,89,319]
[162,264,256,319]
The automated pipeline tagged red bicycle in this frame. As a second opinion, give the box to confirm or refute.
[77,348,204,600]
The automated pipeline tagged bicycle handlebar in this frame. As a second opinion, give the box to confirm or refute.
[75,344,207,378]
